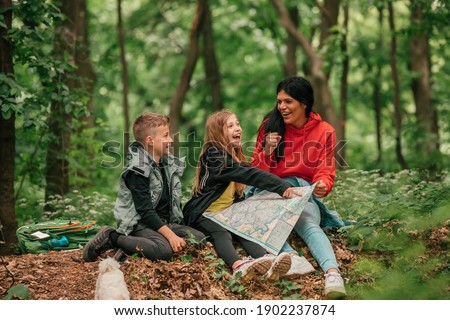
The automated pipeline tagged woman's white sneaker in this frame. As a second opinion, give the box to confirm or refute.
[324,272,347,299]
[283,253,315,278]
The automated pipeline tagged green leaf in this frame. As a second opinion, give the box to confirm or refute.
[3,284,30,300]
[180,255,193,262]
[64,103,72,113]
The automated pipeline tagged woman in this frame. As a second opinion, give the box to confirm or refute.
[250,76,347,299]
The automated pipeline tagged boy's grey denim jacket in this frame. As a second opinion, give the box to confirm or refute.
[114,142,185,235]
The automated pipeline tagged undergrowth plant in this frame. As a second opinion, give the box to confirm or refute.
[325,169,450,299]
[17,190,115,227]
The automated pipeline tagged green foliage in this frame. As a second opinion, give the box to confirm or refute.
[325,169,450,299]
[3,284,30,300]
[275,279,303,300]
[16,190,115,227]
[226,273,249,298]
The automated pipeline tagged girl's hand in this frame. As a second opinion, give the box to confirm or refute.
[283,187,302,198]
[264,132,282,156]
[313,181,327,198]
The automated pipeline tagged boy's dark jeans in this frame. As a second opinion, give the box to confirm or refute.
[116,223,205,261]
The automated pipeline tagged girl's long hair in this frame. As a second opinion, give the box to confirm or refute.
[192,110,247,197]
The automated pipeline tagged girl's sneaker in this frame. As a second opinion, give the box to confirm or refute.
[233,256,273,282]
[265,252,292,281]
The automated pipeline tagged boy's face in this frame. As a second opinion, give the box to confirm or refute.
[147,125,172,158]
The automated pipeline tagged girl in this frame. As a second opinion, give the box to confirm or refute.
[183,110,300,281]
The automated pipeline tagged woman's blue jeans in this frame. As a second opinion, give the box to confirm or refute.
[280,194,339,273]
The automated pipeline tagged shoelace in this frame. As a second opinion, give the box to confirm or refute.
[326,273,342,284]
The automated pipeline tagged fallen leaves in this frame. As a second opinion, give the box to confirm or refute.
[0,231,355,300]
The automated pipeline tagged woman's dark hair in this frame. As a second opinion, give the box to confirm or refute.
[262,76,314,162]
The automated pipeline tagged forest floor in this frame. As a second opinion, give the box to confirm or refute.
[0,232,356,300]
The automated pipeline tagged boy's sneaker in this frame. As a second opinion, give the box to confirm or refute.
[83,226,115,262]
[265,252,292,281]
[233,256,273,282]
[324,272,347,299]
[283,252,315,278]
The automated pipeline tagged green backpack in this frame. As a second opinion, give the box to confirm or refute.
[16,219,101,254]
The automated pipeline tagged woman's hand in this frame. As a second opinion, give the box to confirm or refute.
[283,187,302,198]
[264,132,282,156]
[313,181,327,198]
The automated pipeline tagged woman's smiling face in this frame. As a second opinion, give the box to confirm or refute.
[277,90,307,128]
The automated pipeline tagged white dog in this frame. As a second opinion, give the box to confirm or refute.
[95,257,130,300]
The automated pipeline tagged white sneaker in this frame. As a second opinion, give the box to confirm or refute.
[324,272,347,299]
[233,256,273,282]
[265,252,292,281]
[283,253,315,279]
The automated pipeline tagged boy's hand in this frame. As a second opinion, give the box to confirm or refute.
[168,235,186,253]
[158,225,186,252]
[313,181,327,198]
[282,187,302,198]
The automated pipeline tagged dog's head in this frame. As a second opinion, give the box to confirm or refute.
[98,257,121,274]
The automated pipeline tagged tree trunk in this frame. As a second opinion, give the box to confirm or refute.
[202,0,223,111]
[118,0,130,151]
[0,0,18,255]
[388,1,408,169]
[169,0,206,155]
[374,5,384,167]
[284,5,299,77]
[271,0,342,143]
[318,0,340,78]
[338,3,349,168]
[71,0,96,188]
[75,0,96,130]
[409,0,440,166]
[45,0,81,199]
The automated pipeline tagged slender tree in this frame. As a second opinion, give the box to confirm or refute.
[409,0,440,167]
[202,0,223,111]
[271,0,343,143]
[45,0,81,199]
[284,5,299,77]
[169,0,206,155]
[338,2,349,167]
[318,0,340,79]
[374,5,384,167]
[0,0,18,255]
[117,0,130,151]
[388,1,408,169]
[75,0,96,130]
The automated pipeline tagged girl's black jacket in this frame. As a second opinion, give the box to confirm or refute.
[183,146,291,226]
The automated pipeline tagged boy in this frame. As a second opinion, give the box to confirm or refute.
[83,112,205,262]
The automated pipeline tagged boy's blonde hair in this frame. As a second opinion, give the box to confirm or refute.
[133,112,170,144]
[192,110,247,196]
